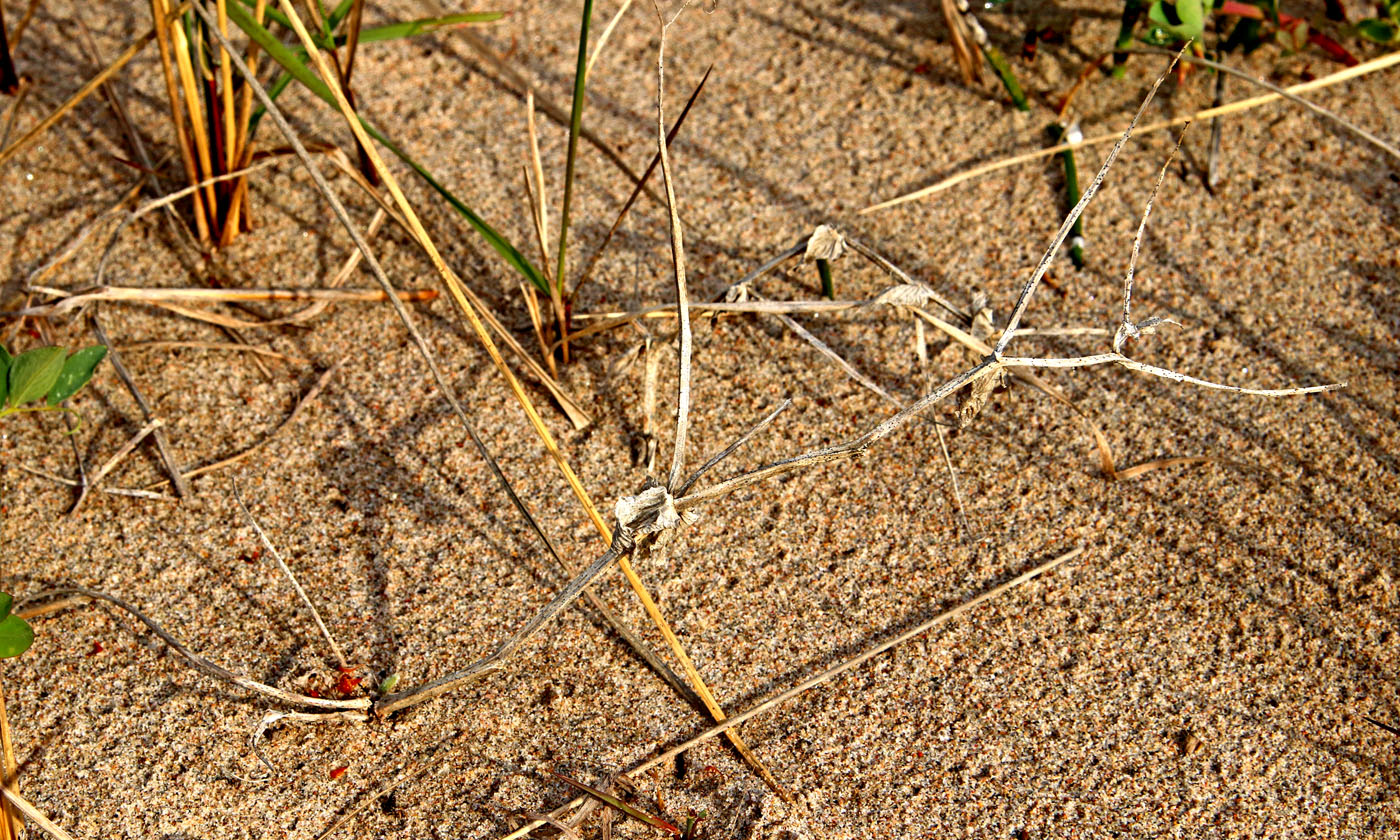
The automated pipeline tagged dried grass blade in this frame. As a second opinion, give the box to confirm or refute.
[547,771,679,835]
[862,49,1400,214]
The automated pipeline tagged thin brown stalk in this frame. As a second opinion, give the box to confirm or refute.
[9,0,40,50]
[15,285,437,319]
[169,11,219,228]
[0,11,183,168]
[862,49,1400,214]
[90,309,193,498]
[233,483,349,670]
[0,786,76,840]
[215,0,236,174]
[502,547,1084,840]
[0,672,19,840]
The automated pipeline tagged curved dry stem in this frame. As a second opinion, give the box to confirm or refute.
[22,588,369,711]
[998,353,1342,396]
[374,540,629,716]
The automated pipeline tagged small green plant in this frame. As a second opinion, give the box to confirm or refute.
[1355,0,1400,44]
[0,595,32,660]
[0,344,107,424]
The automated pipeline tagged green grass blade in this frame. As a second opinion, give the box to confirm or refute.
[227,2,546,292]
[981,44,1029,111]
[554,0,594,296]
[349,13,505,45]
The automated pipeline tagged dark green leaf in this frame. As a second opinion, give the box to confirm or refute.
[0,614,33,659]
[0,593,12,621]
[816,259,834,299]
[7,346,66,408]
[1355,18,1398,42]
[47,345,108,406]
[0,344,11,407]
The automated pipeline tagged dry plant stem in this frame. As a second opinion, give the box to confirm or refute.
[587,0,636,78]
[16,285,436,319]
[502,547,1084,840]
[570,65,711,307]
[169,7,218,228]
[0,672,19,840]
[25,588,369,711]
[89,310,192,498]
[69,419,164,516]
[996,353,1340,396]
[0,7,189,168]
[995,51,1182,354]
[145,361,341,488]
[1118,125,1185,344]
[655,12,692,492]
[0,81,30,150]
[645,4,790,800]
[8,0,40,49]
[0,786,76,840]
[1126,47,1400,162]
[150,0,210,240]
[233,483,349,670]
[862,49,1400,213]
[267,2,616,532]
[193,8,684,707]
[118,341,308,365]
[216,0,236,174]
[14,465,175,501]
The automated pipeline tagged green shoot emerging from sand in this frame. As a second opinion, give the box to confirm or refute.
[0,344,106,426]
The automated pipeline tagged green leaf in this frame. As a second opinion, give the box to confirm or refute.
[7,346,66,408]
[0,593,12,622]
[816,259,834,299]
[1355,18,1398,43]
[225,3,547,293]
[46,345,108,405]
[0,613,33,659]
[555,0,594,295]
[1148,0,1207,40]
[0,344,11,407]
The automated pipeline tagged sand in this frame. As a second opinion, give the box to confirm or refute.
[1,0,1398,837]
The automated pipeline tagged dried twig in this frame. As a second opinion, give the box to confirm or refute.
[90,309,192,498]
[20,588,368,711]
[862,50,1400,213]
[502,547,1084,839]
[233,482,349,670]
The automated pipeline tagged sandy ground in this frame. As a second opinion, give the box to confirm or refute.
[2,0,1398,837]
